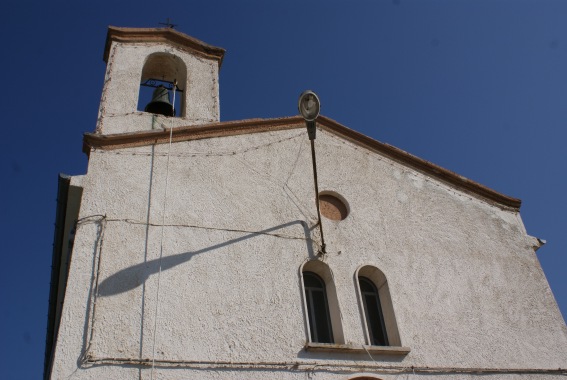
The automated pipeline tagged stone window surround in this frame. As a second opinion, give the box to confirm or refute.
[305,342,410,355]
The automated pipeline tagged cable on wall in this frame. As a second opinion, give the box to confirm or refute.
[89,132,305,159]
[149,105,175,379]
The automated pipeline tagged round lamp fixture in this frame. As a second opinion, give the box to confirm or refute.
[298,90,320,122]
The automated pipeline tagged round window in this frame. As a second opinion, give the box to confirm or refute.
[319,192,349,221]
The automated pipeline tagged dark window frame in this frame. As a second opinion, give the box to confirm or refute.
[303,271,334,343]
[359,276,389,346]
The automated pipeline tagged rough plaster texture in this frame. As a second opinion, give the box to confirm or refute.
[50,126,567,379]
[96,41,220,135]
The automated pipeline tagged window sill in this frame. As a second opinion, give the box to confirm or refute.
[305,343,411,355]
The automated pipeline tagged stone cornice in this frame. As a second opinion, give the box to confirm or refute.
[83,117,304,152]
[83,115,521,210]
[104,26,226,66]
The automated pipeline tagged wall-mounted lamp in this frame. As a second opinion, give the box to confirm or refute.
[298,90,320,140]
[298,90,326,254]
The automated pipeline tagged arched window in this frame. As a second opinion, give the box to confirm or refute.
[300,260,344,344]
[359,277,388,346]
[303,272,333,343]
[355,266,401,346]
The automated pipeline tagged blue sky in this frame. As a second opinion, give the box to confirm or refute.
[1,1,566,378]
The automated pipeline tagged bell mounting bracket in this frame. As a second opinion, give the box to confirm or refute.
[140,78,183,92]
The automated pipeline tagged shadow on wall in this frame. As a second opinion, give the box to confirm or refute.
[97,220,316,297]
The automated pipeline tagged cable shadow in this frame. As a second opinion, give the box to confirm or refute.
[97,220,315,297]
[76,215,105,368]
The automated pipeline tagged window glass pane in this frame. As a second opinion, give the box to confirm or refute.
[305,288,316,341]
[303,272,334,344]
[359,278,374,292]
[359,277,388,346]
[312,289,332,343]
[304,273,324,288]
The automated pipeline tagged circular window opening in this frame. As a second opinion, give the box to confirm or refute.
[319,192,349,221]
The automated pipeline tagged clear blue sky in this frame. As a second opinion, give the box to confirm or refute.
[1,1,566,378]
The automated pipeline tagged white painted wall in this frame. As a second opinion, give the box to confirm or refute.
[49,28,567,379]
[50,127,567,379]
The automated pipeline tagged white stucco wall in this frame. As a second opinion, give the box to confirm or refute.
[50,127,567,379]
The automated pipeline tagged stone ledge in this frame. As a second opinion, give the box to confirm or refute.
[305,343,411,355]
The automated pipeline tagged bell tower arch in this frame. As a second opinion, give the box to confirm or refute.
[138,52,187,117]
[96,26,225,135]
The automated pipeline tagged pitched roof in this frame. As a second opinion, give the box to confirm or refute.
[83,115,521,210]
[104,26,226,66]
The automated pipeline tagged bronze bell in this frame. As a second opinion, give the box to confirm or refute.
[145,85,174,116]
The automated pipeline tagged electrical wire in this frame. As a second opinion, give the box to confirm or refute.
[104,218,312,243]
[149,114,175,380]
[82,355,566,375]
[90,132,304,159]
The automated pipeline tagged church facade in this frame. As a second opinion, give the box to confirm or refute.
[45,26,567,379]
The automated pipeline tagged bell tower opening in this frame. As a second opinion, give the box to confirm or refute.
[137,52,187,117]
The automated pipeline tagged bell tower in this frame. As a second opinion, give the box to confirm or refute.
[96,26,225,135]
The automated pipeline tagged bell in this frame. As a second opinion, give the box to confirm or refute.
[145,85,174,116]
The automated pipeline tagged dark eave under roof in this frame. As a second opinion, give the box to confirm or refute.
[83,115,521,211]
[104,26,226,67]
